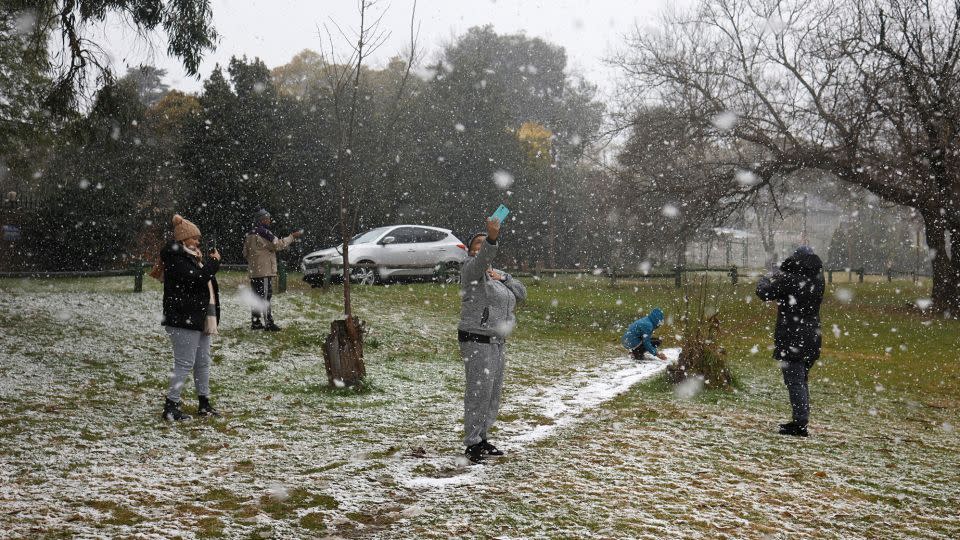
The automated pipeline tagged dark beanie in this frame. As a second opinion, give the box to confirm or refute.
[468,231,487,248]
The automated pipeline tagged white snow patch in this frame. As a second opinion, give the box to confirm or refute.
[397,348,680,490]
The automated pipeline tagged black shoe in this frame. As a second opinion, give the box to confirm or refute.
[465,443,487,463]
[480,440,504,456]
[162,399,192,422]
[251,321,264,330]
[264,322,282,332]
[778,421,808,437]
[197,396,221,418]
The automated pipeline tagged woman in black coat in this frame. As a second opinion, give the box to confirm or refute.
[756,246,825,437]
[158,215,222,421]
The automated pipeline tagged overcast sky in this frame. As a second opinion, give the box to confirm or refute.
[99,0,689,100]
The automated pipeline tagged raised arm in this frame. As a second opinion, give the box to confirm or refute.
[461,238,498,284]
[163,250,220,285]
[460,217,502,285]
[756,273,785,302]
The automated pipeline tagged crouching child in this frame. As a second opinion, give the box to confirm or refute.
[621,307,667,361]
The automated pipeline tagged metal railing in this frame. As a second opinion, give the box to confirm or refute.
[0,260,292,293]
[513,265,742,288]
[0,263,148,292]
[0,260,933,293]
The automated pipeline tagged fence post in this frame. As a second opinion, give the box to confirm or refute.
[133,261,144,293]
[323,261,332,290]
[674,265,683,289]
[608,267,617,287]
[886,267,893,282]
[858,267,865,283]
[828,270,833,284]
[729,265,738,285]
[278,260,287,293]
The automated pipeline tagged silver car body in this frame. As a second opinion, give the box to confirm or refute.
[300,225,468,281]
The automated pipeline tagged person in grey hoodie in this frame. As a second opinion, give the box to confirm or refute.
[458,217,526,463]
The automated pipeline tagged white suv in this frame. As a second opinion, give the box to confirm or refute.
[300,225,468,286]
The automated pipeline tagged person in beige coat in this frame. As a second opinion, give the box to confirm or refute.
[242,209,303,331]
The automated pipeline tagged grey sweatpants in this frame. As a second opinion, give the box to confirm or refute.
[461,339,507,447]
[781,358,816,425]
[165,326,212,402]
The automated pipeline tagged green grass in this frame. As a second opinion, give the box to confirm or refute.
[1,272,957,538]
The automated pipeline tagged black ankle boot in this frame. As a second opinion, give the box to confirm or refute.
[465,443,486,463]
[197,396,220,417]
[480,440,504,456]
[778,421,808,437]
[162,398,191,422]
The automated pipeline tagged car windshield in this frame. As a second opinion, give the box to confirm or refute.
[349,227,391,245]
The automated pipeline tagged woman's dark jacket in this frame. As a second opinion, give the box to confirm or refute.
[161,241,221,331]
[756,250,825,362]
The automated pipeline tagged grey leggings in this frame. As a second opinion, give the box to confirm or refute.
[781,358,816,425]
[165,326,211,402]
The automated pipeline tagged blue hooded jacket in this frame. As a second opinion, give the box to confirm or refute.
[621,308,665,354]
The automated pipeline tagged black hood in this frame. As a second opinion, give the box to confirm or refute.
[780,249,823,278]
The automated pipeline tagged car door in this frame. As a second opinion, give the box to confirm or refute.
[407,228,449,275]
[378,226,419,269]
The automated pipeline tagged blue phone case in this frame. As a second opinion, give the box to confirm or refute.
[491,204,510,223]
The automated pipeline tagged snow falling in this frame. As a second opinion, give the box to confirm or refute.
[2,0,959,537]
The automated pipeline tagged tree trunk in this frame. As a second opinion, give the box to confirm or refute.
[755,208,777,269]
[922,211,960,316]
[323,317,365,387]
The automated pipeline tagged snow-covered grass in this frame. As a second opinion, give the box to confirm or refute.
[0,272,957,538]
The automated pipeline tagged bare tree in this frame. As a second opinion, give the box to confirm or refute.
[317,0,419,386]
[613,0,960,314]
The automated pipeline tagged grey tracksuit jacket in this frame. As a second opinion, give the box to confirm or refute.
[458,238,527,337]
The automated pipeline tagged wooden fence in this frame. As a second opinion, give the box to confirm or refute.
[0,260,932,293]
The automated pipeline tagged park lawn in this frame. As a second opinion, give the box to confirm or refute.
[0,271,957,538]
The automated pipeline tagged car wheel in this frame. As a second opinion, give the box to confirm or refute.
[350,261,380,285]
[438,261,461,284]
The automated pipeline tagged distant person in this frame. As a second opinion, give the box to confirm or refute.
[458,216,527,463]
[756,245,825,437]
[155,214,222,422]
[621,308,667,361]
[242,209,303,331]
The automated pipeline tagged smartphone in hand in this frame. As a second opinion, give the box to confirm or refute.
[490,204,510,223]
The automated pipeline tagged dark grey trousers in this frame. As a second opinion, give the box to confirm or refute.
[250,277,274,324]
[461,339,507,447]
[781,358,817,425]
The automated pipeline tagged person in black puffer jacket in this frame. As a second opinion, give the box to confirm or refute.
[756,246,825,437]
[156,214,222,422]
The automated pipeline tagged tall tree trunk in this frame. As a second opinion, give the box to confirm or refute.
[922,211,960,316]
[755,208,777,269]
